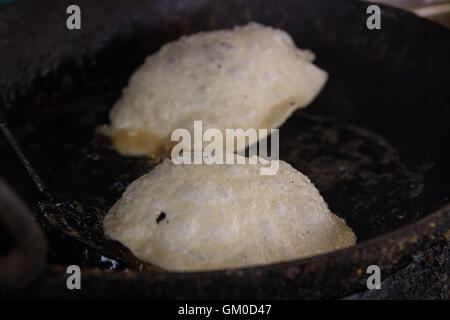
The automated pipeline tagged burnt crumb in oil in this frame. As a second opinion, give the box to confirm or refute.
[156,212,166,224]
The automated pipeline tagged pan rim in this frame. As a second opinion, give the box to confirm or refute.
[75,203,449,277]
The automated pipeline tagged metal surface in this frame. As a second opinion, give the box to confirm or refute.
[0,177,47,289]
[0,0,449,298]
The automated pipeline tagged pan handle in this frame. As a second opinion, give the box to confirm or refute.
[0,176,47,289]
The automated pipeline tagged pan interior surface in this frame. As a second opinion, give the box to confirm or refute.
[0,0,449,272]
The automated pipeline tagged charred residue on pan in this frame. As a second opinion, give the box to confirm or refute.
[156,212,167,224]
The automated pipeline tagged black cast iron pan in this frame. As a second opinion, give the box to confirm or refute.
[0,0,449,298]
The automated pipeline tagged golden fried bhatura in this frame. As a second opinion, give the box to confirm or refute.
[103,155,356,272]
[107,22,328,157]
